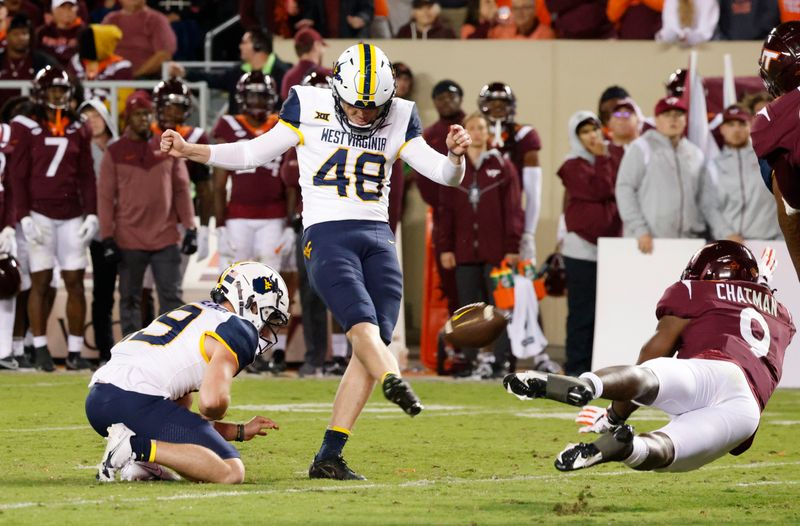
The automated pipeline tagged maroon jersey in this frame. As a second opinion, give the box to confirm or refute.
[437,150,522,265]
[488,122,542,177]
[417,112,465,208]
[36,20,84,69]
[656,280,795,410]
[751,89,800,209]
[212,114,286,221]
[9,114,96,220]
[0,123,15,229]
[152,123,211,185]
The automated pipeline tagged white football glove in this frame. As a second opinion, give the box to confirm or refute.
[216,226,237,256]
[519,231,536,262]
[0,226,16,255]
[77,214,99,244]
[758,246,777,286]
[20,216,42,245]
[276,226,296,258]
[195,225,209,261]
[576,405,620,434]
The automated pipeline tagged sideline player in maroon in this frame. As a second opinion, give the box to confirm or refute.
[479,82,542,262]
[212,71,295,372]
[152,78,210,260]
[504,240,795,472]
[9,66,97,371]
[752,21,800,281]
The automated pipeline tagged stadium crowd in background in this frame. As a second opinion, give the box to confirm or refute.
[0,0,790,382]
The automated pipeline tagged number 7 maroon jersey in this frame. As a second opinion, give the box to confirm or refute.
[656,279,796,410]
[8,114,96,220]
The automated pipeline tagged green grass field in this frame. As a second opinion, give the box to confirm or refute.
[1,372,799,525]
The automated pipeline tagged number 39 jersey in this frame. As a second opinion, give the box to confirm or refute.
[656,280,796,409]
[90,301,259,400]
[279,85,422,228]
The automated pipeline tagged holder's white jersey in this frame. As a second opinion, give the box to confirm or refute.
[279,86,422,228]
[89,301,258,400]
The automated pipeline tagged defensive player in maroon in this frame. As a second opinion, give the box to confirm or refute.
[752,21,800,280]
[9,66,97,371]
[152,78,210,260]
[504,240,795,472]
[478,82,542,262]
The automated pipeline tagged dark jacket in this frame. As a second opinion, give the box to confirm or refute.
[717,0,779,40]
[438,150,522,266]
[396,19,457,39]
[545,0,615,38]
[300,0,374,38]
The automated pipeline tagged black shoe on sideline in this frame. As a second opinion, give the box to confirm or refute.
[34,346,55,372]
[66,354,93,371]
[308,456,366,481]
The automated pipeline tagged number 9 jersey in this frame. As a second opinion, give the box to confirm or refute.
[89,301,259,400]
[279,85,422,228]
[655,279,796,410]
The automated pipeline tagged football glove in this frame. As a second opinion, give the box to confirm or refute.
[20,216,42,245]
[216,226,236,256]
[101,237,122,264]
[576,405,625,434]
[758,246,777,287]
[519,231,536,263]
[195,226,209,261]
[181,228,198,255]
[77,214,99,244]
[0,225,16,255]
[276,226,296,258]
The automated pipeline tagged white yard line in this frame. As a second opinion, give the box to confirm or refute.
[4,460,800,512]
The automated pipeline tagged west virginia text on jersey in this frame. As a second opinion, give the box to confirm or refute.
[279,85,422,228]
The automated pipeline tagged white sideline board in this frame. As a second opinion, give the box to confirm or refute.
[593,238,800,388]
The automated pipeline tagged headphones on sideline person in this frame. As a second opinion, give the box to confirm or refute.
[249,27,271,54]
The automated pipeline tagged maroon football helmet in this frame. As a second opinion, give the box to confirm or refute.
[0,254,21,299]
[665,68,687,97]
[681,240,759,283]
[539,253,566,297]
[235,71,278,122]
[32,66,73,110]
[759,22,800,98]
[301,69,332,89]
[153,78,192,130]
[478,82,516,125]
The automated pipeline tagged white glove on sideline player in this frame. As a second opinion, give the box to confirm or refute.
[758,246,777,287]
[576,405,622,434]
[519,231,536,262]
[195,226,209,261]
[78,214,99,244]
[0,226,15,254]
[20,216,42,245]
[216,226,236,256]
[277,226,296,258]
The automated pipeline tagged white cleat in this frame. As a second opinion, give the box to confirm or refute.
[97,423,136,482]
[120,461,181,482]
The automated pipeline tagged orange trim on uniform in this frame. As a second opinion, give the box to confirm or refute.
[234,114,278,137]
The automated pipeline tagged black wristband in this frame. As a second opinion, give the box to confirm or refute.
[235,424,245,442]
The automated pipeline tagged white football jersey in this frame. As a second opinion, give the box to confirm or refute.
[279,86,422,228]
[90,301,258,400]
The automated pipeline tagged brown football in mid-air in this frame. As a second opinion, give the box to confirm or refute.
[443,302,509,348]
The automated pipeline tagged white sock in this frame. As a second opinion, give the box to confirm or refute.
[68,335,84,354]
[24,329,33,347]
[275,333,286,351]
[12,338,23,357]
[33,335,47,348]
[332,334,348,358]
[623,436,648,468]
[579,372,603,399]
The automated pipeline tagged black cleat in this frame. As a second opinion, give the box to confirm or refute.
[503,371,594,406]
[34,346,55,372]
[270,349,287,374]
[66,354,93,371]
[0,356,18,370]
[246,355,271,374]
[308,456,366,481]
[554,424,635,472]
[15,353,35,369]
[382,374,423,416]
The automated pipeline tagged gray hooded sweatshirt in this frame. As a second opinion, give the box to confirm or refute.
[703,143,782,240]
[615,128,709,239]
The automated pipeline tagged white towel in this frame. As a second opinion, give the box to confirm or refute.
[507,275,548,359]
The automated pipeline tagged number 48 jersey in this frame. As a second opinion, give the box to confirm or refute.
[279,85,422,228]
[656,280,796,410]
[90,301,259,400]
